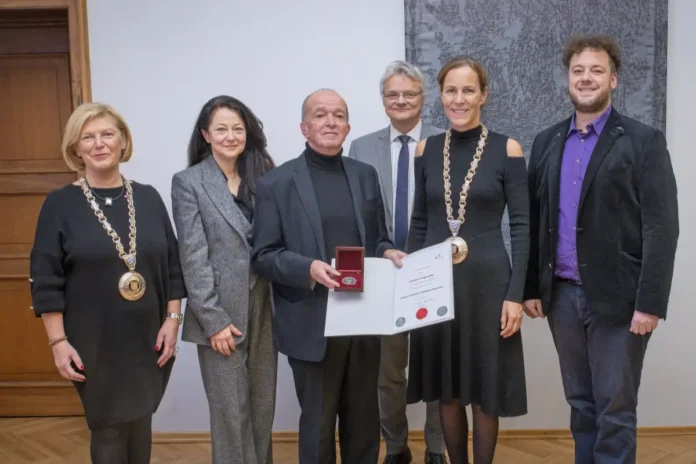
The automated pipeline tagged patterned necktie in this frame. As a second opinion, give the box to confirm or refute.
[394,134,410,250]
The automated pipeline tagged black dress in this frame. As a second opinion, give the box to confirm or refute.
[29,181,187,430]
[405,125,530,417]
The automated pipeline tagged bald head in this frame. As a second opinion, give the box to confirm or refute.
[300,88,351,156]
[301,88,349,122]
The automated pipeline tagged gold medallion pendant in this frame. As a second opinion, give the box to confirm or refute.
[118,253,146,301]
[119,271,146,301]
[447,236,469,264]
[79,176,146,301]
[442,125,488,264]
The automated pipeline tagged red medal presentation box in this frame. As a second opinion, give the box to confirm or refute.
[334,246,364,292]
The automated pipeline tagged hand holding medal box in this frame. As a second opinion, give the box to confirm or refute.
[334,246,364,292]
[324,241,454,336]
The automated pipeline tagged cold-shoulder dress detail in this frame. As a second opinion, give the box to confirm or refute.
[406,125,530,417]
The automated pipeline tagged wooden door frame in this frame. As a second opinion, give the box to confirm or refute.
[0,0,91,417]
[0,0,92,108]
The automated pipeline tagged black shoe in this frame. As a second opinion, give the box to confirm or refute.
[425,450,448,464]
[383,447,412,464]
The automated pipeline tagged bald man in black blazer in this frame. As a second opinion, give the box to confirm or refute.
[252,88,404,464]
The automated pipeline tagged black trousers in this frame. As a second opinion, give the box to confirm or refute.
[90,414,153,464]
[288,336,381,464]
[548,282,651,464]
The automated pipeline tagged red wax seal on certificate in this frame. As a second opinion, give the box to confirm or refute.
[416,308,428,320]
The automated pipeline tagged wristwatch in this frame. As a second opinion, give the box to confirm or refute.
[166,312,183,324]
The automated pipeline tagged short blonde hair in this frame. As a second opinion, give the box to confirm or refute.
[61,102,133,172]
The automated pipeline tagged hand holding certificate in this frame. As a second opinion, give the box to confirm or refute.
[324,241,455,336]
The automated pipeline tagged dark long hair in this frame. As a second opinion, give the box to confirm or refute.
[187,95,275,203]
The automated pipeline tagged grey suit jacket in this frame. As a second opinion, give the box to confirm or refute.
[250,152,393,362]
[347,122,443,241]
[171,155,259,346]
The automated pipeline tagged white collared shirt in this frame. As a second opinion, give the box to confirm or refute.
[389,120,422,233]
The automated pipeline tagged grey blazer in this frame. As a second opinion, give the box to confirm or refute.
[171,155,257,346]
[347,123,443,241]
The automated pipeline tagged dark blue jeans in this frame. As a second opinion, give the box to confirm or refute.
[548,282,651,464]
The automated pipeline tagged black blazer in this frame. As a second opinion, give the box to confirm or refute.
[251,153,393,362]
[524,107,679,323]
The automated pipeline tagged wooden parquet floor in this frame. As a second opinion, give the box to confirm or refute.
[1,418,696,463]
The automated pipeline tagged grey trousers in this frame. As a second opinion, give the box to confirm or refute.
[379,332,444,455]
[198,279,277,464]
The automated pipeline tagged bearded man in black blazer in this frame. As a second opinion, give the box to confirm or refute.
[524,36,679,464]
[251,88,405,464]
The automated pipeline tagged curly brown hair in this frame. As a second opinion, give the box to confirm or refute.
[562,35,621,74]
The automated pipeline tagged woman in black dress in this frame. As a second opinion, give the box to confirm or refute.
[30,102,186,463]
[406,57,530,463]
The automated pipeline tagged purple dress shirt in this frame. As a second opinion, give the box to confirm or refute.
[555,105,612,281]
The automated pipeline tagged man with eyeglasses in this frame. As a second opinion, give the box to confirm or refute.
[347,60,447,464]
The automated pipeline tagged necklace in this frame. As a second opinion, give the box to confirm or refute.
[442,124,488,264]
[84,179,125,206]
[78,175,146,300]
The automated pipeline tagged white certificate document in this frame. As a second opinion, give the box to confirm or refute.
[324,241,455,336]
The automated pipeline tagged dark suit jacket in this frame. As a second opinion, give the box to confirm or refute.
[524,107,679,323]
[251,152,393,362]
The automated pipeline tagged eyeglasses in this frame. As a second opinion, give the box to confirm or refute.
[383,91,423,102]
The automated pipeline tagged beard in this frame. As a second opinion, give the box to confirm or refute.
[569,87,611,113]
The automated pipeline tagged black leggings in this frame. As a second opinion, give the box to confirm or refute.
[90,414,152,464]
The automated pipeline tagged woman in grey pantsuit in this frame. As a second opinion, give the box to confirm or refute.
[172,95,277,464]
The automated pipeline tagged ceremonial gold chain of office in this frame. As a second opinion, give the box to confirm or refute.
[78,176,146,300]
[442,125,488,264]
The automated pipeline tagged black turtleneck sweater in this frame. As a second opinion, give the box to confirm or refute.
[304,144,361,261]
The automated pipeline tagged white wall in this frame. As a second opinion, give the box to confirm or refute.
[640,0,696,426]
[86,0,696,432]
